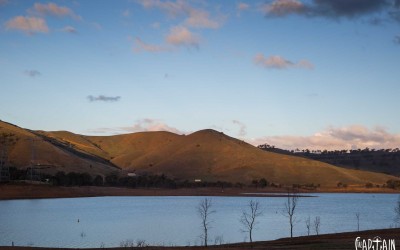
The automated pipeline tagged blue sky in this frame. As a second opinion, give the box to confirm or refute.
[1,0,400,150]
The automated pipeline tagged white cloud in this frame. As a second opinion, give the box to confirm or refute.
[166,26,200,48]
[262,0,305,17]
[151,22,161,29]
[137,0,186,17]
[394,35,400,44]
[133,37,170,52]
[184,8,223,29]
[237,3,250,11]
[232,120,247,137]
[237,2,250,16]
[253,53,314,70]
[248,125,400,150]
[88,119,185,135]
[125,119,184,134]
[24,70,41,77]
[62,26,77,34]
[87,95,121,102]
[136,0,224,29]
[31,2,81,20]
[6,16,49,34]
[122,9,131,17]
[297,59,314,69]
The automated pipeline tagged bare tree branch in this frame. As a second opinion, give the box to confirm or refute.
[240,200,263,244]
[197,198,215,247]
[395,196,400,225]
[305,216,311,236]
[282,188,300,238]
[314,216,321,235]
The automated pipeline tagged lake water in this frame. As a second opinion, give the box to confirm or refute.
[0,193,398,248]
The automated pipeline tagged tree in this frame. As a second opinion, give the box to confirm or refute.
[259,178,268,188]
[305,216,311,236]
[93,175,104,186]
[355,212,360,231]
[314,216,321,235]
[197,198,215,247]
[282,189,299,238]
[240,200,263,244]
[395,196,400,225]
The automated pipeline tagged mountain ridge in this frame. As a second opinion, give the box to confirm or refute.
[0,120,398,186]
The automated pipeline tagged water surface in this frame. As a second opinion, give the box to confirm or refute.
[0,193,398,248]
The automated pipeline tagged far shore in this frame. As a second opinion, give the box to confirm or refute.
[0,228,399,250]
[0,183,399,200]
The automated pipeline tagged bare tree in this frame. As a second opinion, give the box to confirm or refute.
[314,216,321,235]
[197,198,215,247]
[240,200,263,244]
[282,189,299,238]
[305,216,311,236]
[395,196,400,225]
[355,212,360,231]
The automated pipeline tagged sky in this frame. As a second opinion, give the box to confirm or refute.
[1,0,400,150]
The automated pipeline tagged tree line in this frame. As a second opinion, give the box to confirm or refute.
[258,144,400,176]
[196,193,400,247]
[196,190,325,247]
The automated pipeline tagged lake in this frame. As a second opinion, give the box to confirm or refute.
[0,193,398,248]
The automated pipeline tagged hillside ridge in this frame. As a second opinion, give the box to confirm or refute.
[1,120,398,186]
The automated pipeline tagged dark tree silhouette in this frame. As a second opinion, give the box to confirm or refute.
[314,216,321,235]
[305,216,311,236]
[240,200,263,244]
[282,189,299,238]
[355,212,360,231]
[197,198,215,247]
[395,196,400,225]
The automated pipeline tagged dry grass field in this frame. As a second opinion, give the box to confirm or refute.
[1,120,398,187]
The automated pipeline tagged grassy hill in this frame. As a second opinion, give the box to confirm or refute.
[258,144,400,177]
[0,121,120,177]
[1,120,398,186]
[86,129,396,186]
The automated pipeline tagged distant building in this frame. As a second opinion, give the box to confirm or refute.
[127,173,137,177]
[194,179,202,183]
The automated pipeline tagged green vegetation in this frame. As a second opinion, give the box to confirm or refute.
[259,144,400,176]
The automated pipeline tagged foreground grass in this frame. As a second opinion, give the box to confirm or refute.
[0,229,399,250]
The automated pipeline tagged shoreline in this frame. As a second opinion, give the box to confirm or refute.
[0,183,399,200]
[0,228,399,249]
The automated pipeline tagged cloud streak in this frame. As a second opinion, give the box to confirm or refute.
[166,26,200,48]
[394,35,400,44]
[137,0,224,29]
[133,37,170,52]
[262,0,396,19]
[249,125,400,150]
[262,0,305,17]
[6,16,49,34]
[122,119,184,134]
[232,120,247,137]
[87,95,121,102]
[253,53,314,70]
[31,2,81,20]
[62,26,77,34]
[24,70,41,77]
[87,119,185,135]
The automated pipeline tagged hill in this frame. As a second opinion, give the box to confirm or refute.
[258,144,400,177]
[0,120,120,179]
[1,120,398,187]
[85,130,396,186]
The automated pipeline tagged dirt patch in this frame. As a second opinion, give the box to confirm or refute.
[0,228,399,250]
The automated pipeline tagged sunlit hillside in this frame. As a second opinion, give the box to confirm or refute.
[1,120,398,186]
